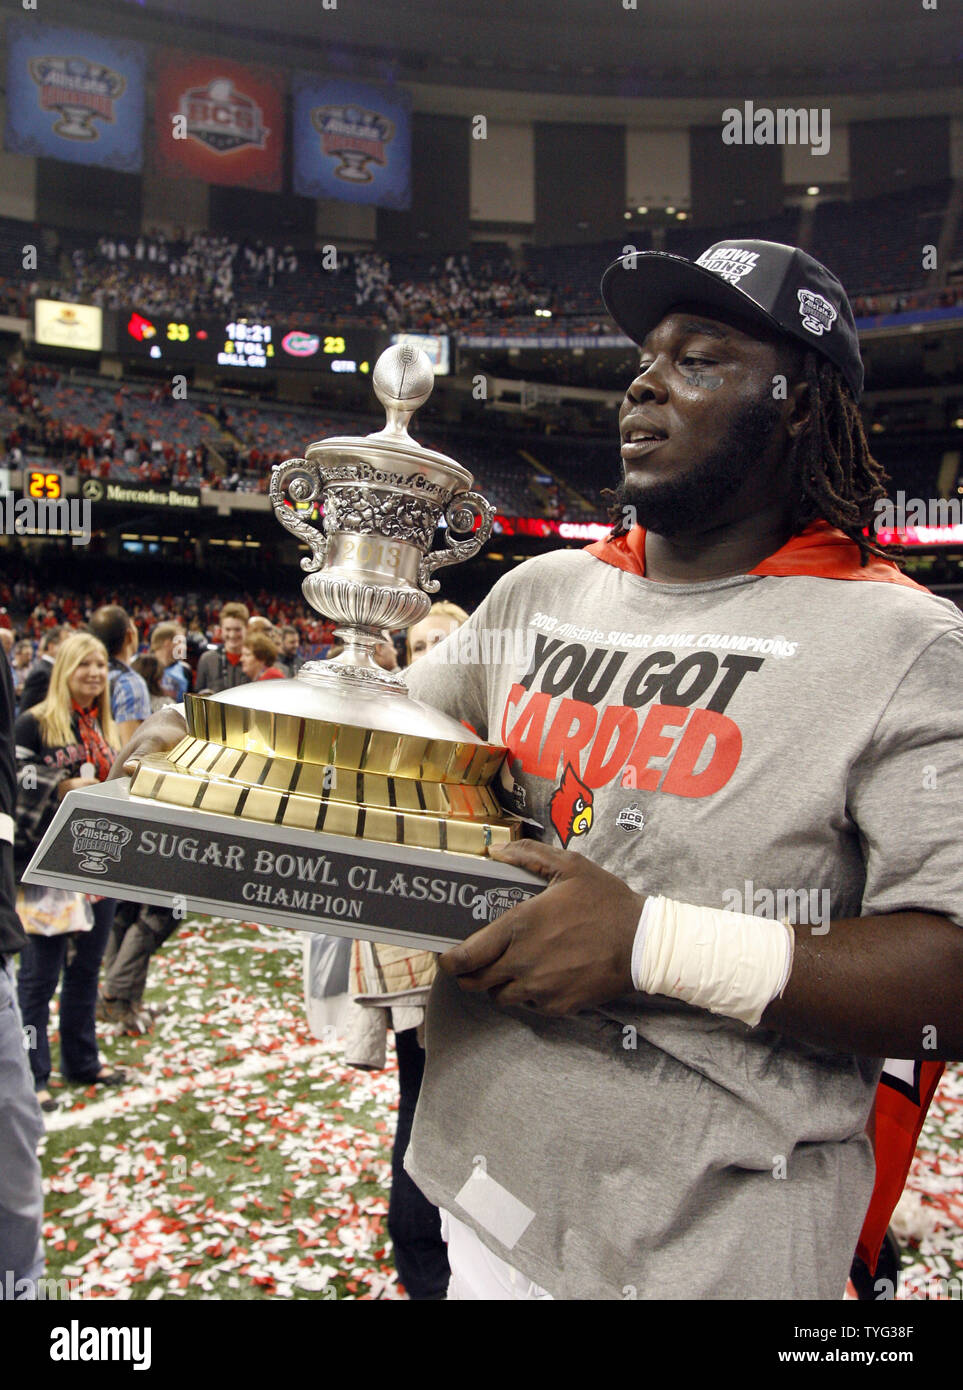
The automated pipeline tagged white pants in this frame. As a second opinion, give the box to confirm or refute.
[440,1209,553,1300]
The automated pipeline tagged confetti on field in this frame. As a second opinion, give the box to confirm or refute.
[33,915,963,1300]
[894,1063,963,1299]
[38,917,403,1300]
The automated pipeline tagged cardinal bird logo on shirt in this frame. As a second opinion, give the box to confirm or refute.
[550,764,593,848]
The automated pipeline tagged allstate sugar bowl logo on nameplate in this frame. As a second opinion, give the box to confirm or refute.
[472,885,536,923]
[69,817,131,874]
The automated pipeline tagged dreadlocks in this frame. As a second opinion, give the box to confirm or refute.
[783,350,894,566]
[606,348,896,566]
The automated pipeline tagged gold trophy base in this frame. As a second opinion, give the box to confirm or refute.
[130,746,520,856]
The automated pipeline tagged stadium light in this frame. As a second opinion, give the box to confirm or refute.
[637,206,648,214]
[665,206,676,215]
[806,185,820,196]
[676,212,688,220]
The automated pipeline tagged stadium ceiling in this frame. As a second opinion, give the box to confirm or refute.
[39,0,963,100]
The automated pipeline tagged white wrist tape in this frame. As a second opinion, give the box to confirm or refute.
[631,895,794,1027]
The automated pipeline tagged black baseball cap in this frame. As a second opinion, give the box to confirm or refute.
[600,239,864,399]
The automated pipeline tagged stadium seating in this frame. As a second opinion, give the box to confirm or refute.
[3,180,958,339]
[811,182,952,295]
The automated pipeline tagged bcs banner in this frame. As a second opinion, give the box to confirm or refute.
[292,75,411,209]
[154,52,283,192]
[4,19,146,171]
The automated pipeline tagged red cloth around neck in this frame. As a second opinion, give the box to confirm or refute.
[584,519,930,592]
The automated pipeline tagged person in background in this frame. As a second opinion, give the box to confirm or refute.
[88,608,168,1038]
[0,630,13,662]
[132,655,177,714]
[318,618,337,659]
[327,634,400,671]
[376,636,400,671]
[346,601,469,1301]
[14,634,125,1109]
[11,640,33,696]
[239,631,285,682]
[149,622,190,701]
[276,625,303,678]
[0,623,45,1298]
[184,623,207,677]
[195,602,248,694]
[88,605,151,747]
[407,602,469,663]
[18,627,66,714]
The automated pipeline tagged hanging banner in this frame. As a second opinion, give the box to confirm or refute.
[154,52,283,191]
[4,19,146,171]
[292,75,411,209]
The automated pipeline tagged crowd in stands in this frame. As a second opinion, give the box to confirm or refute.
[2,363,337,495]
[3,567,339,664]
[4,356,954,526]
[51,231,301,325]
[354,249,551,333]
[850,284,963,319]
[3,362,218,489]
[1,179,961,523]
[0,364,597,517]
[2,180,963,341]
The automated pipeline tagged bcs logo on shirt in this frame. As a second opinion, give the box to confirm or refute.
[281,330,321,358]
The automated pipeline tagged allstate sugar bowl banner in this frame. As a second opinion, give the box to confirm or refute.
[292,75,411,209]
[4,19,146,171]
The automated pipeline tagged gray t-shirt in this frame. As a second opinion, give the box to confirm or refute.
[402,545,963,1300]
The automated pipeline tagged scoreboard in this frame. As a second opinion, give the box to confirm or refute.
[113,310,382,375]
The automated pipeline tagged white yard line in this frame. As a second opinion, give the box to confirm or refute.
[43,1041,338,1132]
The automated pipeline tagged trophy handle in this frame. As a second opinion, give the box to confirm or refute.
[418,491,495,594]
[271,458,327,574]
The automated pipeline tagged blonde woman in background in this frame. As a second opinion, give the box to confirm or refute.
[347,600,469,1300]
[14,633,125,1110]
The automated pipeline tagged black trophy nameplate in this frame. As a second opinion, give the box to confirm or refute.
[21,780,545,950]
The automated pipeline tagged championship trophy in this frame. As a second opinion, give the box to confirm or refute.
[23,344,544,949]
